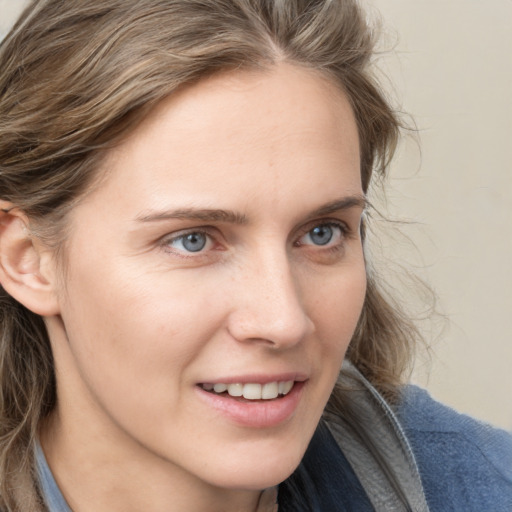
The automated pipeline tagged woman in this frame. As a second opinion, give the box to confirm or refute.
[0,1,510,511]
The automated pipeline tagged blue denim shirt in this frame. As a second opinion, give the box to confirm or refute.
[279,386,512,511]
[397,386,512,512]
[36,385,512,511]
[35,443,72,512]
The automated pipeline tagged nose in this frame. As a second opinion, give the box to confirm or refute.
[226,248,314,349]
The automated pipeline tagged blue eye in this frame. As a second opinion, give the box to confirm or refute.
[169,232,209,253]
[309,225,334,246]
[299,223,344,247]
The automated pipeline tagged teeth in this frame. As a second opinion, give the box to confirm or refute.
[279,380,293,395]
[227,383,243,397]
[202,380,294,400]
[262,382,279,399]
[242,383,262,400]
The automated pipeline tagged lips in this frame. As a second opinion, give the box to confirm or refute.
[196,376,307,427]
[200,380,294,400]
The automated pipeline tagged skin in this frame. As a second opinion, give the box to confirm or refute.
[37,63,367,512]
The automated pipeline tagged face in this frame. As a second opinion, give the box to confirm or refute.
[46,64,366,493]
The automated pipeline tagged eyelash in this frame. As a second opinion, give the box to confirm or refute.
[160,229,216,257]
[294,221,348,250]
[159,220,350,258]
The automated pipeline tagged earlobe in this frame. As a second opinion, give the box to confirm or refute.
[0,203,60,316]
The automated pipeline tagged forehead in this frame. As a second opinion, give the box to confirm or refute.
[131,63,359,163]
[81,63,361,221]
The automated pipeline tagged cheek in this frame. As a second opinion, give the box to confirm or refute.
[308,262,367,346]
[300,258,367,402]
[55,271,229,445]
[58,261,226,395]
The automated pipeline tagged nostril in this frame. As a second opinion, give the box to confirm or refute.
[226,312,312,349]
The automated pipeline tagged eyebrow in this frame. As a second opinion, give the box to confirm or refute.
[135,208,249,225]
[306,195,368,219]
[135,194,367,225]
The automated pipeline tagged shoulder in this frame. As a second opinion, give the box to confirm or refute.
[396,385,512,512]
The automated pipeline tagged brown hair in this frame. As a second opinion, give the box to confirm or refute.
[0,0,419,509]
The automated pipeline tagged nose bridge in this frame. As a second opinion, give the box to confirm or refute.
[228,244,313,347]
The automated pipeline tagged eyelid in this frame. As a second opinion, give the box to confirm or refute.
[294,218,350,246]
[159,227,219,256]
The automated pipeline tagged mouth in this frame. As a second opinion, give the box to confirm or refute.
[196,378,306,427]
[199,380,295,401]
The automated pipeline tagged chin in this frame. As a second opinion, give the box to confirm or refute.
[203,439,308,491]
[214,464,300,491]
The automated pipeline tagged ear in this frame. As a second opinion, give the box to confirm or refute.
[0,202,60,316]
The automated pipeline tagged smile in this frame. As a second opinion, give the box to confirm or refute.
[200,381,295,400]
[196,379,305,427]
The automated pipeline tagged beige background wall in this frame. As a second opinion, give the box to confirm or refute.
[0,0,26,40]
[1,0,511,429]
[369,0,512,430]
